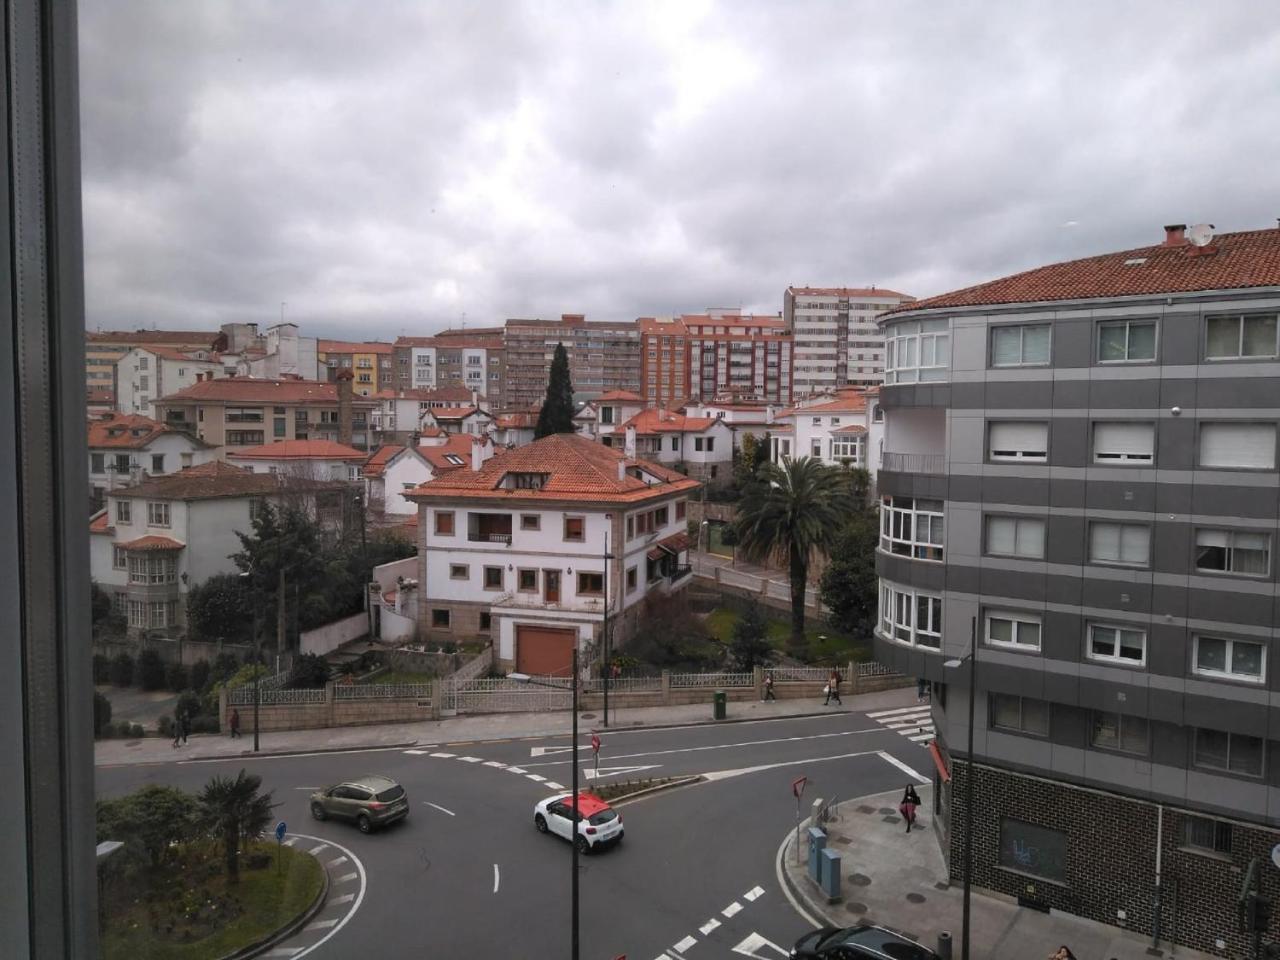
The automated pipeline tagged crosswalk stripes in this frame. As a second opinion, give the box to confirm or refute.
[866,704,935,745]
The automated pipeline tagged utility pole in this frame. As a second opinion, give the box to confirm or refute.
[602,527,611,728]
[277,565,287,654]
[571,645,580,960]
[962,615,976,960]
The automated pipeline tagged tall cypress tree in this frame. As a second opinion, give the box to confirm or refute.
[535,342,576,438]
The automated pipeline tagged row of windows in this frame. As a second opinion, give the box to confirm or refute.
[986,419,1278,470]
[112,500,171,526]
[989,694,1266,778]
[447,563,604,597]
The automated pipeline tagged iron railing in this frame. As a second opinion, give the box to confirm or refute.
[669,671,753,689]
[335,682,433,700]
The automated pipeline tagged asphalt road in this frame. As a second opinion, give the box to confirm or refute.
[96,709,934,959]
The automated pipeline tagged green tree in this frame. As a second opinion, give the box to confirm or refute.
[91,581,112,623]
[734,457,848,649]
[292,652,331,688]
[136,648,166,691]
[819,505,880,639]
[109,652,134,687]
[186,573,254,643]
[199,769,277,883]
[96,785,198,869]
[91,582,126,639]
[233,502,330,643]
[728,599,775,671]
[534,342,575,438]
[190,658,211,693]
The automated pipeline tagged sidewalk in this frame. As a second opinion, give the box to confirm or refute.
[781,786,1217,960]
[94,685,919,766]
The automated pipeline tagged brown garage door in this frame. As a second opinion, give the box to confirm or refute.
[516,625,576,677]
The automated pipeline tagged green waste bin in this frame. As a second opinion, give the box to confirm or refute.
[713,690,727,720]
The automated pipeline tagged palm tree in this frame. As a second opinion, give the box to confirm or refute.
[199,769,277,883]
[733,457,849,649]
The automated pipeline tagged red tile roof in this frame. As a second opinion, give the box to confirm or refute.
[494,412,538,429]
[110,460,347,500]
[596,390,645,402]
[418,434,478,472]
[362,445,404,478]
[227,439,367,461]
[788,286,913,299]
[889,227,1280,315]
[118,535,185,551]
[407,433,698,504]
[429,406,488,421]
[680,313,787,329]
[374,385,475,403]
[89,511,114,535]
[87,413,190,449]
[831,424,868,435]
[318,340,395,354]
[86,387,116,405]
[776,392,870,418]
[134,345,222,363]
[157,377,377,405]
[621,408,720,435]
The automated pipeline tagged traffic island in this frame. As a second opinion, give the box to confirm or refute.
[593,775,704,804]
[99,840,326,960]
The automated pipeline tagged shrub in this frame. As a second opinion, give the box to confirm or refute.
[165,660,189,692]
[175,690,203,723]
[157,715,174,737]
[109,652,134,687]
[92,654,111,684]
[292,652,331,689]
[191,659,211,693]
[93,691,112,737]
[211,652,240,684]
[136,649,166,691]
[129,723,145,738]
[188,715,220,734]
[440,640,457,655]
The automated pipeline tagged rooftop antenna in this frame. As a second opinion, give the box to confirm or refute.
[1187,224,1216,247]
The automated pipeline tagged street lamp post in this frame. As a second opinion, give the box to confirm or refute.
[240,563,263,752]
[355,492,372,640]
[944,616,978,960]
[602,528,615,728]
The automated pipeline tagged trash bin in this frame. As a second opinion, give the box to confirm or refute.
[713,690,727,720]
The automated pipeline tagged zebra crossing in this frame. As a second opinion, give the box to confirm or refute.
[866,703,935,745]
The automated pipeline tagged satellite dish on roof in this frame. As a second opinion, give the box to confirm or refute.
[1187,223,1215,247]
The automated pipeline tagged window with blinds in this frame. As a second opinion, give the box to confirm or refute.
[1195,529,1270,575]
[984,515,1045,558]
[988,421,1049,462]
[990,324,1051,367]
[1092,421,1155,464]
[1088,522,1150,566]
[1199,422,1276,469]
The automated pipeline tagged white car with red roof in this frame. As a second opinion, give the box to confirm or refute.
[533,791,624,853]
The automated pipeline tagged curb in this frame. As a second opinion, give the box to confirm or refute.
[778,815,838,927]
[592,707,853,733]
[609,775,704,806]
[219,847,330,960]
[97,740,420,767]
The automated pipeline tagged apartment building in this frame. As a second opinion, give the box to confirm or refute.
[318,340,395,396]
[391,334,505,408]
[87,413,216,507]
[153,373,378,454]
[85,329,221,393]
[873,224,1280,958]
[369,385,475,444]
[503,315,642,409]
[769,388,883,485]
[115,345,225,417]
[575,390,646,444]
[784,286,915,396]
[683,311,792,404]
[406,433,698,672]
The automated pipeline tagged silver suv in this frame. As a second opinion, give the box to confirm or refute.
[310,775,409,833]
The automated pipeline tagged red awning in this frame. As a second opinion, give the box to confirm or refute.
[657,531,690,554]
[928,740,950,782]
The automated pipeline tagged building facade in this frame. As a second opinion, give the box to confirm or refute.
[115,346,226,417]
[407,433,697,673]
[619,409,735,484]
[85,329,221,394]
[317,340,395,396]
[871,224,1280,958]
[784,286,915,396]
[87,413,217,508]
[683,312,792,405]
[503,315,642,409]
[391,335,506,408]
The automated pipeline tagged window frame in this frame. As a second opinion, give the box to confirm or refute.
[1087,521,1150,568]
[576,571,604,596]
[988,694,1050,737]
[111,545,126,570]
[449,564,469,581]
[990,323,1051,368]
[1204,313,1279,361]
[625,566,638,593]
[434,511,455,536]
[483,566,504,591]
[884,319,950,384]
[1197,421,1278,471]
[563,516,585,542]
[1193,727,1265,778]
[984,610,1042,652]
[1096,319,1158,364]
[1089,711,1150,756]
[431,608,451,628]
[983,514,1046,560]
[146,501,170,527]
[519,513,541,531]
[987,420,1049,463]
[517,568,538,593]
[1192,634,1266,684]
[1194,528,1270,577]
[1182,816,1232,855]
[1086,622,1148,667]
[879,496,944,561]
[1091,421,1156,465]
[115,500,131,524]
[878,582,942,650]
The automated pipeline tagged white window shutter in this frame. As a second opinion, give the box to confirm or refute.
[1094,422,1155,461]
[989,422,1049,458]
[987,517,1015,554]
[1200,423,1276,469]
[1019,519,1046,558]
[1090,523,1120,560]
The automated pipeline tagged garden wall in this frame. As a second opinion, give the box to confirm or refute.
[92,635,255,667]
[300,612,368,657]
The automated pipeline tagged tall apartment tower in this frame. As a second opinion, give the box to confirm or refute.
[502,315,642,410]
[872,224,1280,958]
[784,286,914,397]
[638,311,792,407]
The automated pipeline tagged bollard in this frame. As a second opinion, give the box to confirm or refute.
[819,847,842,902]
[807,826,827,882]
[936,931,952,960]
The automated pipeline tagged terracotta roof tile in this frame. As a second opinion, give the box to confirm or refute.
[118,535,185,551]
[317,340,395,354]
[831,424,868,435]
[362,445,406,478]
[111,460,347,501]
[87,413,196,449]
[596,390,645,402]
[374,385,475,403]
[788,286,913,299]
[419,435,478,472]
[888,227,1280,315]
[89,511,114,535]
[157,377,378,405]
[621,408,721,435]
[227,439,367,461]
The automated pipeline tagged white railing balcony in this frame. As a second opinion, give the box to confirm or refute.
[880,451,945,475]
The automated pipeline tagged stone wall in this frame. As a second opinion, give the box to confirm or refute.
[93,635,255,667]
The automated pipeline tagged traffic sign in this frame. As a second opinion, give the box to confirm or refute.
[792,776,807,799]
[275,821,287,841]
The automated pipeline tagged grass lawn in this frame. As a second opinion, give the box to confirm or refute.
[100,840,324,960]
[363,669,435,685]
[704,607,871,664]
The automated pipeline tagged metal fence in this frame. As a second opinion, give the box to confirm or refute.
[669,671,753,689]
[856,660,898,677]
[581,676,662,695]
[228,684,326,705]
[335,682,433,701]
[769,666,832,682]
[880,451,945,475]
[448,676,572,714]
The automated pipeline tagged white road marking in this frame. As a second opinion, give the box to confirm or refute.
[307,844,329,856]
[545,782,565,790]
[283,838,298,847]
[303,918,339,931]
[530,744,592,757]
[878,750,930,784]
[722,901,743,918]
[581,763,660,781]
[493,863,500,893]
[331,893,355,905]
[525,773,546,782]
[731,932,791,957]
[458,756,484,763]
[882,714,931,728]
[521,727,882,767]
[702,749,882,783]
[483,761,508,768]
[293,786,321,790]
[744,885,765,901]
[867,705,934,718]
[336,871,358,883]
[674,935,698,953]
[429,752,456,758]
[286,833,367,959]
[506,766,528,774]
[328,855,349,867]
[179,745,409,763]
[404,749,429,755]
[699,918,721,935]
[908,732,935,742]
[423,801,456,816]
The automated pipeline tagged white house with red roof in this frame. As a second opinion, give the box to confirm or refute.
[87,412,216,506]
[575,390,645,443]
[226,438,367,481]
[115,345,227,417]
[618,407,735,484]
[370,385,476,443]
[420,404,493,437]
[363,433,495,518]
[405,433,699,673]
[770,386,884,484]
[490,410,538,448]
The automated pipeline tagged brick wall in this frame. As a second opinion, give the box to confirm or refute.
[950,760,1280,958]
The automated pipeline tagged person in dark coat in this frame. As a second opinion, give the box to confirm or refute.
[762,671,776,702]
[824,669,842,705]
[229,707,241,739]
[172,708,183,748]
[900,785,921,832]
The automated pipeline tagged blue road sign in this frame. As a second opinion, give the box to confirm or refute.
[275,821,287,841]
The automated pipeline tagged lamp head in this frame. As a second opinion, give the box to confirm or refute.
[943,658,964,669]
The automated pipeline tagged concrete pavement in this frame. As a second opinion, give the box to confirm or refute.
[94,684,919,765]
[781,785,1218,960]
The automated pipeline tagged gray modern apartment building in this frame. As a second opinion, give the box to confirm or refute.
[872,224,1280,958]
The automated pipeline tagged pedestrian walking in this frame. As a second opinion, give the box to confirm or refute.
[916,677,929,702]
[899,784,921,833]
[179,712,189,744]
[229,707,241,739]
[762,671,776,702]
[172,708,183,748]
[823,668,842,705]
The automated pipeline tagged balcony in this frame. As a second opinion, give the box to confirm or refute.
[880,452,945,474]
[468,512,512,544]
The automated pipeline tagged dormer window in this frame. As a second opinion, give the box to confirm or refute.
[508,472,549,490]
[444,455,465,466]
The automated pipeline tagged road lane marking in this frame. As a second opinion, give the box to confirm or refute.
[674,935,697,953]
[423,801,456,816]
[286,833,367,959]
[483,761,508,768]
[458,756,484,763]
[446,741,475,746]
[404,749,429,755]
[293,786,321,790]
[878,750,930,784]
[303,918,339,931]
[722,901,743,918]
[493,863,500,893]
[908,732,935,742]
[521,727,883,767]
[506,766,528,774]
[525,773,546,782]
[336,872,358,883]
[545,782,565,790]
[731,932,790,957]
[328,855,349,867]
[264,949,301,957]
[428,752,455,758]
[283,838,298,847]
[530,744,593,757]
[867,705,933,718]
[331,893,355,904]
[178,745,409,763]
[702,749,883,782]
[775,822,821,929]
[307,844,329,856]
[699,918,721,935]
[743,885,765,901]
[581,763,659,781]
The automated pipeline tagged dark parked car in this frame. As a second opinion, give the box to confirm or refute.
[791,925,940,960]
[310,775,409,833]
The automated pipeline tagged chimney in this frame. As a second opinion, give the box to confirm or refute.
[617,458,626,481]
[624,425,637,459]
[471,435,486,471]
[336,369,354,445]
[471,389,479,407]
[766,404,776,424]
[1164,223,1188,247]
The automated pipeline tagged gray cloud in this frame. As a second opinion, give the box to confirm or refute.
[79,1,1280,340]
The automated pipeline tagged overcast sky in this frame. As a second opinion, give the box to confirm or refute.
[79,1,1280,340]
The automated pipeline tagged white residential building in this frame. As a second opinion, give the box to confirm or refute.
[406,433,699,674]
[370,385,476,444]
[681,399,783,450]
[770,387,885,487]
[575,390,646,444]
[421,404,493,437]
[784,286,915,396]
[619,408,735,484]
[363,433,493,517]
[87,413,217,506]
[226,439,368,482]
[115,346,225,417]
[490,411,538,448]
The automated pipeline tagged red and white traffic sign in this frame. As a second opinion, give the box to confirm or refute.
[792,776,807,799]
